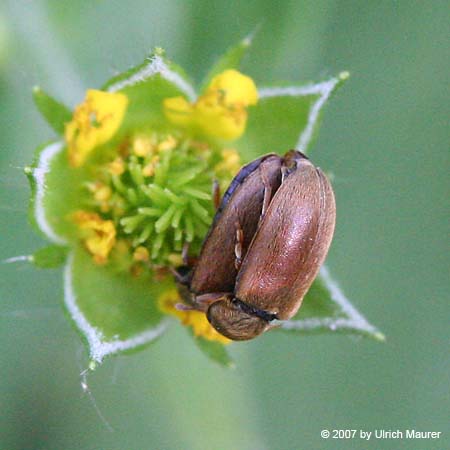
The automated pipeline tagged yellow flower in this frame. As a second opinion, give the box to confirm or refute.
[65,90,128,167]
[164,69,258,140]
[158,289,231,344]
[73,210,116,265]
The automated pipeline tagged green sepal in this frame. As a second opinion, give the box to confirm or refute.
[102,48,195,132]
[190,331,234,368]
[200,34,253,92]
[293,274,342,319]
[32,245,68,268]
[26,140,89,244]
[65,246,172,362]
[235,73,349,161]
[32,86,72,135]
[276,267,384,341]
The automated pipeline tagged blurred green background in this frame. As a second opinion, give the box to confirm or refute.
[1,1,448,449]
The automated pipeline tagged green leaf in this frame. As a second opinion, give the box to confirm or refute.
[276,266,384,340]
[235,72,349,162]
[32,86,72,135]
[32,245,68,268]
[102,49,196,131]
[200,33,254,91]
[192,334,234,367]
[65,246,172,362]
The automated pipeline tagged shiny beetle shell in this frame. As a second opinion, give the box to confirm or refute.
[184,154,283,297]
[207,151,336,340]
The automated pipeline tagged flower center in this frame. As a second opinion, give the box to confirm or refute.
[80,131,239,272]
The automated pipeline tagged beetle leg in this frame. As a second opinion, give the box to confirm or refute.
[234,222,244,271]
[170,266,191,286]
[175,302,196,311]
[196,292,229,304]
[175,301,212,313]
[212,179,221,210]
[179,242,199,267]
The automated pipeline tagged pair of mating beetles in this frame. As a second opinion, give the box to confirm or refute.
[174,150,336,341]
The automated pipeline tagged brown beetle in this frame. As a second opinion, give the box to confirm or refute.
[177,150,336,341]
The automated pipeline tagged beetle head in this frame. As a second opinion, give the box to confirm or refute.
[206,297,270,341]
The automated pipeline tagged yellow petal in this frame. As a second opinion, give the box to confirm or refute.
[207,69,258,107]
[163,70,258,141]
[65,90,128,167]
[163,96,193,127]
[194,102,248,140]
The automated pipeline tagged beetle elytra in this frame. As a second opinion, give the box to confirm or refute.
[176,150,336,341]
